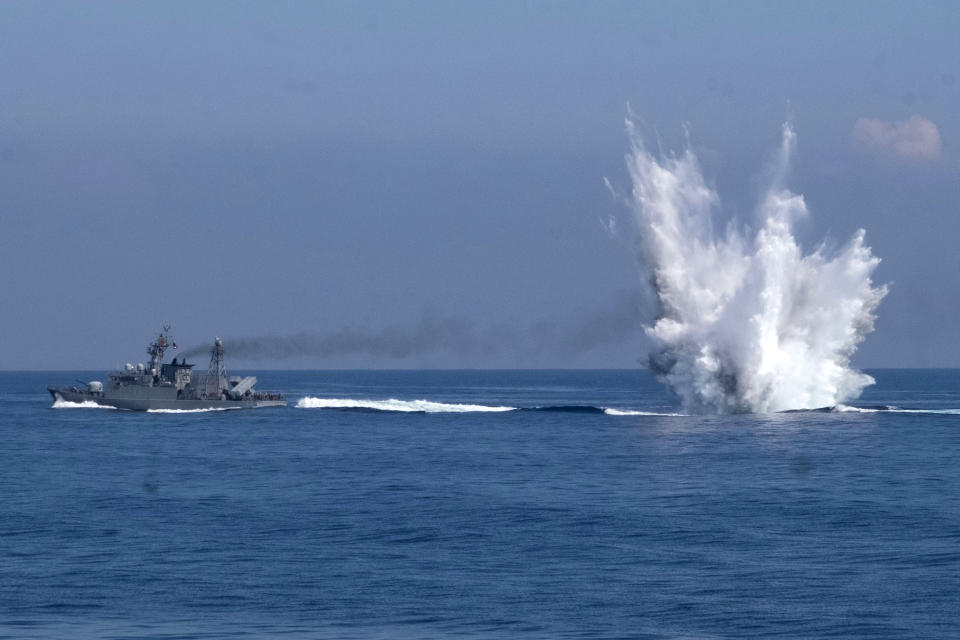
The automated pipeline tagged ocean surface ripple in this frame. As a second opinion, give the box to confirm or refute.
[2,369,959,639]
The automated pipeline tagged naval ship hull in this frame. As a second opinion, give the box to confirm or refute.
[48,387,286,412]
[49,327,286,412]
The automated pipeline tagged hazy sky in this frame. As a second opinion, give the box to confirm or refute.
[1,1,957,369]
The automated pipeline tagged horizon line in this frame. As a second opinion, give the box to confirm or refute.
[6,366,959,373]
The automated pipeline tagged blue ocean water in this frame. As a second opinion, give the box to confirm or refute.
[1,369,959,639]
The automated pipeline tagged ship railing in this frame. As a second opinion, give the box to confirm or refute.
[252,391,285,401]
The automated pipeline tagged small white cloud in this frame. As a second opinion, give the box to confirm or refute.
[852,116,942,161]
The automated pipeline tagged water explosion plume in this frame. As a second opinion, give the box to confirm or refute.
[623,121,887,413]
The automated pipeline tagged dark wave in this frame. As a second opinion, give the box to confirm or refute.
[521,405,607,414]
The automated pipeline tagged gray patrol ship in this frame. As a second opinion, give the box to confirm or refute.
[48,326,286,411]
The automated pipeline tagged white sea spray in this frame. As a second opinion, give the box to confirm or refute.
[624,121,887,413]
[52,398,116,409]
[296,397,517,413]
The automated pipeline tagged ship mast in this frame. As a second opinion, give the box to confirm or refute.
[147,325,175,377]
[209,337,227,380]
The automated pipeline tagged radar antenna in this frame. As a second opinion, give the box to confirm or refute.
[146,325,176,376]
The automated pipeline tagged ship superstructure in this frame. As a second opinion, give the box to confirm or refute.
[48,326,285,411]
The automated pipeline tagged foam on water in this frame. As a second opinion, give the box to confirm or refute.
[623,121,887,413]
[834,404,960,415]
[602,407,685,417]
[296,397,517,413]
[296,397,685,416]
[146,407,242,414]
[891,409,960,415]
[51,398,116,410]
[831,404,884,413]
